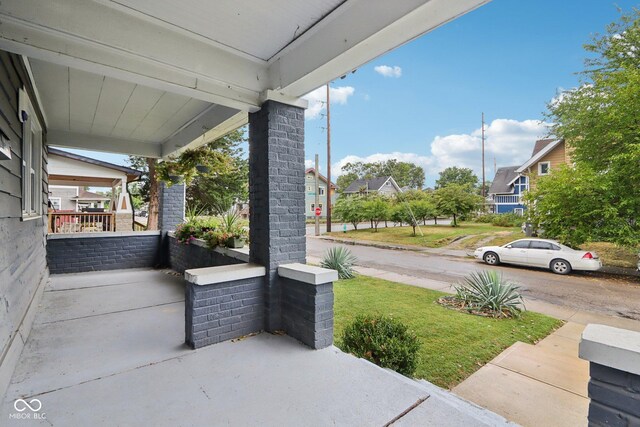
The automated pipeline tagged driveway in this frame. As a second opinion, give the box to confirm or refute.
[307,238,640,320]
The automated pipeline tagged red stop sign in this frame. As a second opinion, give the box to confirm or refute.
[315,207,322,216]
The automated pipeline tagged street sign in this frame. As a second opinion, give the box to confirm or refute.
[315,207,322,216]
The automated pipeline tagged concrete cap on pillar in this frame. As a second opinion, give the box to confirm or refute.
[579,323,640,375]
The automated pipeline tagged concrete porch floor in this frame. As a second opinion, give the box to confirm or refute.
[1,269,512,426]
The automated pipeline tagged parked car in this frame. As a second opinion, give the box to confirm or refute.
[474,238,602,275]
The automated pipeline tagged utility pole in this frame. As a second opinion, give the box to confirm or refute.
[326,83,332,233]
[481,112,486,198]
[315,154,320,237]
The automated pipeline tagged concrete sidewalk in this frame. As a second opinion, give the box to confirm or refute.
[318,260,640,426]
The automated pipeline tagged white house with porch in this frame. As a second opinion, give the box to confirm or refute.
[1,1,636,425]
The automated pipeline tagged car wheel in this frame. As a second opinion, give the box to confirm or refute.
[483,252,500,265]
[550,259,572,275]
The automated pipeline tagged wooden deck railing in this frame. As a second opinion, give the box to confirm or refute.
[48,212,116,234]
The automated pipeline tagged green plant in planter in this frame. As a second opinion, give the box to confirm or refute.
[174,220,204,245]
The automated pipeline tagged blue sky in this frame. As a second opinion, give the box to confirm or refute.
[67,0,636,187]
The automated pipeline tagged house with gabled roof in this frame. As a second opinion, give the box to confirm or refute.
[305,168,337,218]
[488,138,569,214]
[342,176,402,196]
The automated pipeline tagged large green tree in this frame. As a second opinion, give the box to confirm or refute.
[434,184,483,227]
[532,9,640,246]
[435,167,479,190]
[338,159,425,191]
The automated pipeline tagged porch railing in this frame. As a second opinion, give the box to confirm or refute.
[494,195,522,204]
[48,212,115,234]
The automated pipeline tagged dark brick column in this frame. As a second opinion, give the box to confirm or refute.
[159,182,185,232]
[248,100,306,331]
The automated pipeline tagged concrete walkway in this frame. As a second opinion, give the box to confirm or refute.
[1,268,512,426]
[309,259,640,427]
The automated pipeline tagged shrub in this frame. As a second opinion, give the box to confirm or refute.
[321,247,357,279]
[341,314,421,376]
[453,271,525,318]
[474,213,523,228]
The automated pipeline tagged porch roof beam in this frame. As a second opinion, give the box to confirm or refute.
[48,130,162,158]
[0,0,267,112]
[269,0,491,97]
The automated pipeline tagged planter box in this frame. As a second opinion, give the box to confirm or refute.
[226,237,245,249]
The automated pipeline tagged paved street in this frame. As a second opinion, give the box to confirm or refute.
[307,237,640,320]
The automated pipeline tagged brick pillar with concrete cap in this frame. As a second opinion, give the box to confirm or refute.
[248,99,307,332]
[579,324,640,426]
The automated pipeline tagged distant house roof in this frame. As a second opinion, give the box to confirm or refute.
[516,139,564,173]
[49,147,142,182]
[531,138,556,157]
[343,176,400,193]
[72,190,111,201]
[305,168,337,189]
[488,166,521,195]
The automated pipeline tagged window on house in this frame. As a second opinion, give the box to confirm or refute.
[50,197,61,210]
[20,88,43,219]
[319,187,325,195]
[538,161,550,176]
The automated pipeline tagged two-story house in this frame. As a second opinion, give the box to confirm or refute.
[488,138,569,214]
[305,168,337,218]
[342,176,402,196]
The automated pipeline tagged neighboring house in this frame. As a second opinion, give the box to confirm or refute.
[305,168,337,218]
[49,187,111,211]
[342,176,402,196]
[488,138,569,214]
[487,166,528,214]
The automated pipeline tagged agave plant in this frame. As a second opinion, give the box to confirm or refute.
[454,270,525,318]
[321,247,357,279]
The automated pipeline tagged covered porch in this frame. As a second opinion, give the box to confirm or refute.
[0,268,509,426]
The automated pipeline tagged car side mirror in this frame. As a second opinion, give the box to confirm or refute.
[506,245,512,249]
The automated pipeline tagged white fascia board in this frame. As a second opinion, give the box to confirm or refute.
[48,130,162,158]
[505,174,524,187]
[0,0,267,112]
[163,111,249,159]
[516,140,562,173]
[269,0,491,97]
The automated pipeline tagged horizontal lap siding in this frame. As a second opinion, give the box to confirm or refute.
[0,51,49,365]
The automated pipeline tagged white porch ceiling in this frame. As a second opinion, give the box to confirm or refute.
[0,0,490,157]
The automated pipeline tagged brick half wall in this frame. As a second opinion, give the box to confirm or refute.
[281,278,334,349]
[47,232,161,274]
[168,235,244,273]
[185,276,264,349]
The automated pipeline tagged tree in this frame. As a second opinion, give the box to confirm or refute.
[128,129,248,229]
[362,196,390,231]
[538,9,640,246]
[435,167,479,190]
[338,159,425,191]
[434,184,483,227]
[524,166,623,247]
[333,196,366,230]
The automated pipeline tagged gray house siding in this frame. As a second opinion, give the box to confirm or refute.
[49,186,78,210]
[0,51,49,392]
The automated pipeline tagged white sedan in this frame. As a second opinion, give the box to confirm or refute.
[474,238,602,275]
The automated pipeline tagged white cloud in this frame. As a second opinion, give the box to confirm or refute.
[374,65,402,78]
[303,86,355,120]
[331,119,552,187]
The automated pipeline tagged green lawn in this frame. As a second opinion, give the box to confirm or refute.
[328,222,520,248]
[333,275,562,388]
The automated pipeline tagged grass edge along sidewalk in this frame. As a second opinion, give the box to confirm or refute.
[333,274,561,389]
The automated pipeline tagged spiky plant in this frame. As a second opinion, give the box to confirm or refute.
[321,247,357,279]
[454,270,525,318]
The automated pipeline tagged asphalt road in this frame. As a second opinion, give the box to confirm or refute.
[307,237,640,320]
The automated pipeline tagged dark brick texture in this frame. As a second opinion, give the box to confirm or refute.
[587,362,640,426]
[281,278,334,349]
[169,236,243,273]
[249,100,306,331]
[185,277,264,349]
[47,234,161,274]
